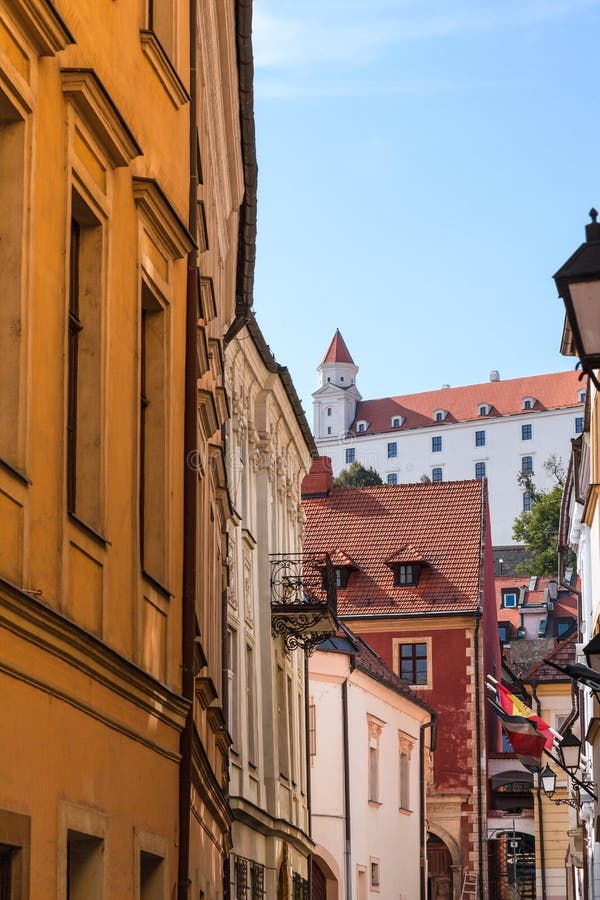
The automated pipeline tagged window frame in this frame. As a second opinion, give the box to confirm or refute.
[575,416,584,434]
[393,637,432,688]
[475,430,486,447]
[431,435,442,453]
[345,448,355,465]
[387,473,398,485]
[521,455,533,474]
[431,467,443,483]
[475,461,486,480]
[521,423,532,441]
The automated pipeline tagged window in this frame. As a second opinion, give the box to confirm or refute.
[140,849,165,900]
[399,643,427,685]
[393,564,419,587]
[503,592,517,608]
[368,745,379,802]
[246,645,256,765]
[387,473,398,485]
[146,0,176,58]
[575,417,584,434]
[327,426,331,435]
[292,874,309,900]
[387,442,397,458]
[392,417,401,427]
[435,411,444,422]
[277,667,288,778]
[370,859,380,890]
[475,462,486,480]
[250,862,265,899]
[521,456,533,474]
[357,422,365,433]
[345,448,355,464]
[235,857,248,900]
[399,750,410,810]
[0,810,29,900]
[523,492,532,512]
[432,467,443,483]
[556,618,575,638]
[479,404,488,416]
[523,398,533,410]
[432,436,442,452]
[0,90,27,470]
[475,430,486,447]
[67,193,105,530]
[226,628,238,746]
[309,704,316,757]
[357,868,367,900]
[498,624,509,644]
[67,830,104,900]
[579,389,586,403]
[522,424,532,441]
[140,284,168,582]
[327,407,331,416]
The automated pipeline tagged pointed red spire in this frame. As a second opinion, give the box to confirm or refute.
[321,329,355,365]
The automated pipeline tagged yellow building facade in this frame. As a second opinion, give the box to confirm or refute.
[0,0,255,896]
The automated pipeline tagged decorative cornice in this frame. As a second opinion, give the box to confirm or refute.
[191,723,233,837]
[228,795,314,856]
[195,675,218,710]
[0,577,189,731]
[61,68,141,166]
[7,0,74,56]
[132,176,195,258]
[139,30,190,110]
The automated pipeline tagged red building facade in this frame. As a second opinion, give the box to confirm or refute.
[302,458,500,899]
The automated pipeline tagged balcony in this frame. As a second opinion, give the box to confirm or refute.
[270,553,338,654]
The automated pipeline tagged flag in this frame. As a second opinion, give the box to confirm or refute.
[490,700,547,772]
[496,682,554,750]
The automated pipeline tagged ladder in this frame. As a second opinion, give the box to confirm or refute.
[460,872,478,898]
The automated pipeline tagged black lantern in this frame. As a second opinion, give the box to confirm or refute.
[558,729,582,775]
[540,764,557,798]
[583,633,600,672]
[554,209,600,387]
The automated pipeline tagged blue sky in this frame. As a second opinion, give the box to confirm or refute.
[251,0,600,411]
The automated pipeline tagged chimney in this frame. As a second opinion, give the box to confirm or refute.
[441,384,450,389]
[302,456,334,498]
[490,370,500,382]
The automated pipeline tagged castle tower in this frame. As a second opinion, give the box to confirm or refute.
[312,330,361,441]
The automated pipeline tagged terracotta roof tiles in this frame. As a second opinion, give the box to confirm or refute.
[321,329,355,366]
[303,478,484,616]
[352,371,582,435]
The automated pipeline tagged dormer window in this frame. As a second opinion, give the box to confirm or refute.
[434,409,447,423]
[522,397,535,410]
[386,546,427,587]
[478,404,490,416]
[394,564,420,586]
[579,389,586,403]
[335,567,351,589]
[391,416,404,428]
[356,420,368,433]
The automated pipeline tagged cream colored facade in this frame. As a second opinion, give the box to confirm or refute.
[308,639,433,900]
[0,0,255,896]
[224,318,317,898]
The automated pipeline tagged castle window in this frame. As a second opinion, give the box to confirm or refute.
[346,448,355,464]
[522,424,532,441]
[327,407,331,416]
[475,462,486,479]
[432,467,443,482]
[432,436,442,452]
[522,397,535,410]
[521,456,533,474]
[387,473,398,485]
[478,404,489,416]
[575,417,584,434]
[475,430,486,447]
[387,442,397,458]
[523,492,532,512]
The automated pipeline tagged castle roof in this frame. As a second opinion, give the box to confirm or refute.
[303,476,485,616]
[320,329,355,366]
[346,371,582,436]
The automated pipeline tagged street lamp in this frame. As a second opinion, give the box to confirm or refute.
[554,209,600,389]
[558,729,582,775]
[583,633,600,672]
[540,764,557,798]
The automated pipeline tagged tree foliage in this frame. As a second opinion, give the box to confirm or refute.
[512,455,572,576]
[333,462,383,488]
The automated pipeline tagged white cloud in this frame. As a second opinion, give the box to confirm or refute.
[253,0,600,70]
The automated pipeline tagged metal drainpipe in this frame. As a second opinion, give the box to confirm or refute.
[420,719,435,900]
[342,679,352,900]
[474,614,484,900]
[531,684,548,900]
[177,1,199,896]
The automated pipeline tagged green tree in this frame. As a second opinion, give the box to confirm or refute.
[334,462,383,488]
[512,455,573,576]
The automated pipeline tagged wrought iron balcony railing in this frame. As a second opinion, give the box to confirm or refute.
[270,553,338,654]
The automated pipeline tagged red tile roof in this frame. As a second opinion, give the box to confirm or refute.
[351,371,583,435]
[495,575,578,629]
[321,329,355,365]
[303,478,484,616]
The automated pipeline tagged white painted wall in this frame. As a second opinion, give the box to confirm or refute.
[310,650,429,900]
[315,407,582,546]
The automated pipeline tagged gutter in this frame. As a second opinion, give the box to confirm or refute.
[342,679,352,900]
[473,477,485,900]
[419,718,437,900]
[177,0,200,894]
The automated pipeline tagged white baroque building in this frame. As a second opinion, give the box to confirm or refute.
[224,315,320,899]
[313,331,585,546]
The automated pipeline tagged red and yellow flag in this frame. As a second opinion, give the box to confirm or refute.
[496,683,554,750]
